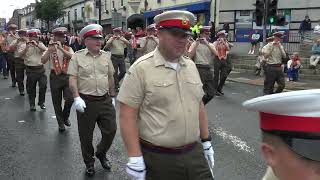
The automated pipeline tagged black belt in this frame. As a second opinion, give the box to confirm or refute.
[50,70,68,75]
[26,65,44,70]
[80,93,109,101]
[111,54,124,58]
[140,139,197,155]
[196,64,211,69]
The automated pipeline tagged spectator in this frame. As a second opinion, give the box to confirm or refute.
[299,15,312,40]
[309,39,320,68]
[209,21,216,42]
[314,20,320,34]
[249,30,261,54]
[223,23,230,33]
[287,52,302,81]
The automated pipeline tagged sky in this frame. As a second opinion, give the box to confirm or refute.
[0,0,36,21]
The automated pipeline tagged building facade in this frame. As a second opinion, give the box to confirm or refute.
[127,0,216,29]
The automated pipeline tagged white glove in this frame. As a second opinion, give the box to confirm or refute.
[202,141,214,176]
[73,97,86,113]
[112,97,116,107]
[126,156,146,180]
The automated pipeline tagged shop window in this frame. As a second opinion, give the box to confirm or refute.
[240,10,250,16]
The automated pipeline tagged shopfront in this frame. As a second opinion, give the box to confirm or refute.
[143,1,211,26]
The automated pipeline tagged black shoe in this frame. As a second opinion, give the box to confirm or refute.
[20,92,25,96]
[30,105,36,111]
[38,104,46,110]
[217,90,224,95]
[64,118,71,127]
[215,91,223,96]
[3,76,8,79]
[85,166,95,177]
[58,124,66,132]
[95,154,111,170]
[11,84,16,88]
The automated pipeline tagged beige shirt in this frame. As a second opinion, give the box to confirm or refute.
[117,48,204,147]
[262,167,279,180]
[262,42,286,65]
[6,33,18,47]
[106,37,127,56]
[11,40,27,58]
[193,42,215,65]
[67,48,115,96]
[43,42,74,70]
[19,42,47,66]
[140,36,159,56]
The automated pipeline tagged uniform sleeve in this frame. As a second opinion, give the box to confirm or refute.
[39,42,47,51]
[68,46,74,54]
[117,65,145,109]
[107,58,115,78]
[17,43,26,57]
[67,54,78,76]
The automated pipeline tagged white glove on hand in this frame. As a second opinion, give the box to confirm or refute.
[112,97,116,107]
[202,141,215,173]
[126,156,146,180]
[73,97,86,113]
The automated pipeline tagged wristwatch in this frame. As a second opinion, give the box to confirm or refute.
[201,135,212,142]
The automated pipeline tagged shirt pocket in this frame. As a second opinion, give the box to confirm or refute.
[96,60,109,77]
[184,77,203,102]
[149,79,176,106]
[78,61,91,78]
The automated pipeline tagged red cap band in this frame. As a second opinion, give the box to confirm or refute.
[28,32,38,37]
[159,19,190,29]
[83,29,102,38]
[260,112,320,133]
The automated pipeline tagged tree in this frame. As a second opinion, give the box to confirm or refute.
[35,0,65,31]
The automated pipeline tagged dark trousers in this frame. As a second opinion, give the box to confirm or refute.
[7,53,16,84]
[142,142,213,180]
[76,94,117,167]
[26,66,47,106]
[213,58,230,92]
[197,65,215,105]
[111,54,126,89]
[263,65,285,95]
[50,72,73,126]
[15,58,26,93]
[0,53,7,75]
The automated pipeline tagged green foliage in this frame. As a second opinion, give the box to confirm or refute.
[35,0,65,22]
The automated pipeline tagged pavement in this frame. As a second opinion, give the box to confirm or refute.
[0,74,273,180]
[228,71,320,90]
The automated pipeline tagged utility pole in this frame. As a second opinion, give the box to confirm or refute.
[263,0,268,44]
[96,0,102,24]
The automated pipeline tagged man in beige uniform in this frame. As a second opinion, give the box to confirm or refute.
[5,24,19,87]
[104,27,130,91]
[118,10,214,180]
[41,27,74,132]
[9,28,28,95]
[243,90,320,180]
[18,29,47,111]
[138,24,159,56]
[262,31,286,95]
[68,24,116,177]
[188,26,217,105]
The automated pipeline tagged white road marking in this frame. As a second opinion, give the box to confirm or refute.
[51,116,56,119]
[18,120,25,123]
[213,127,255,154]
[4,97,11,100]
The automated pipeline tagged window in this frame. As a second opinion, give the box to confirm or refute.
[74,9,77,21]
[112,1,115,8]
[240,10,250,16]
[104,0,107,10]
[81,7,85,18]
[157,0,161,3]
[121,0,123,6]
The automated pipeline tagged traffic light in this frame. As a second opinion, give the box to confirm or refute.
[267,0,278,25]
[255,0,264,26]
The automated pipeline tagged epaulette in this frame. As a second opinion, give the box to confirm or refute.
[75,49,85,54]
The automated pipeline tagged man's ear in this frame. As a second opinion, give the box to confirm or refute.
[261,143,277,167]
